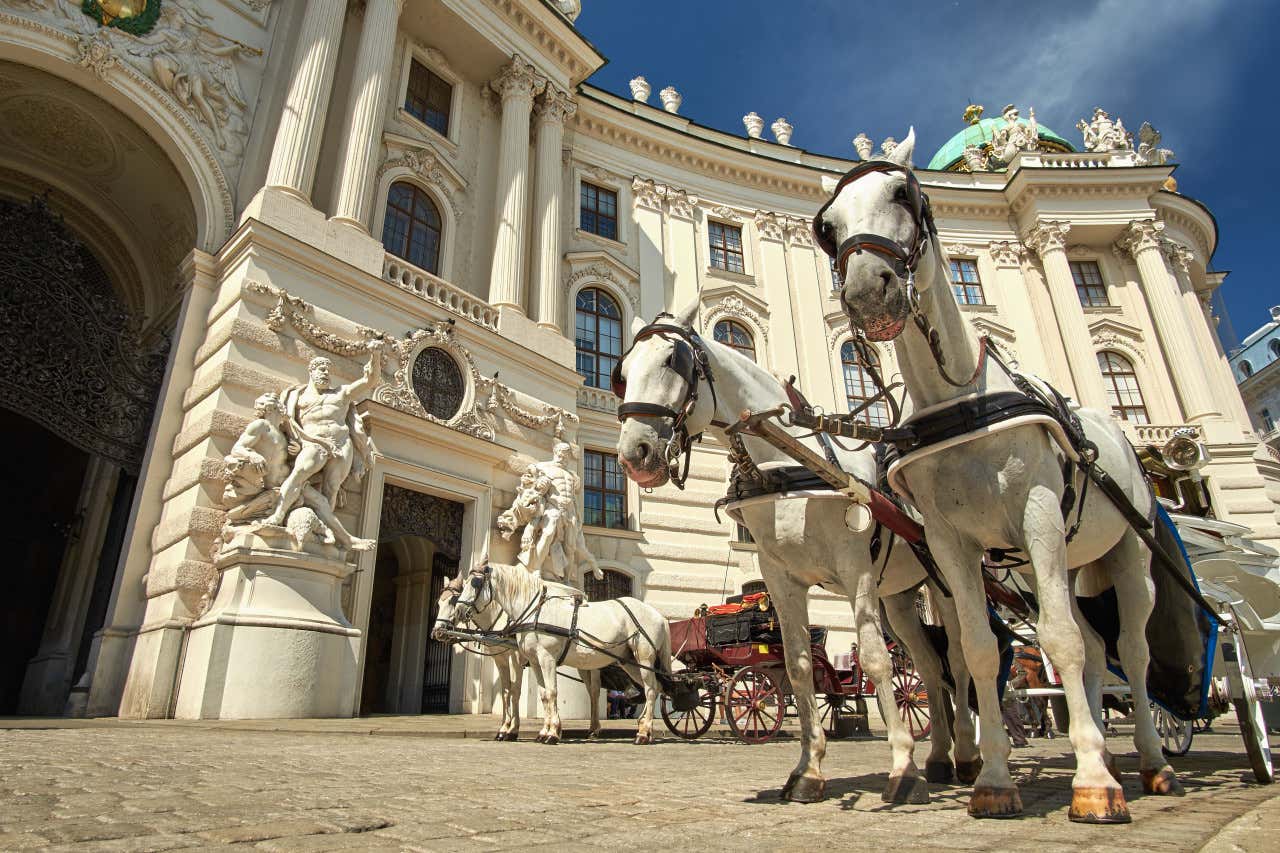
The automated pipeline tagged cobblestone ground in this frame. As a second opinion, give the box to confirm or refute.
[0,719,1276,852]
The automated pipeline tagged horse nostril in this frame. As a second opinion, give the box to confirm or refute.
[635,441,652,460]
[879,271,893,293]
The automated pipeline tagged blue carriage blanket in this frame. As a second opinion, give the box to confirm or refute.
[1076,505,1218,720]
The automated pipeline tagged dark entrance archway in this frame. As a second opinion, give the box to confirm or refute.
[0,197,166,714]
[360,485,465,715]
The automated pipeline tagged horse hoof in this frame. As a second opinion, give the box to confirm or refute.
[883,772,930,805]
[956,759,984,786]
[1068,787,1131,824]
[586,730,600,741]
[781,773,826,804]
[1141,768,1185,796]
[543,734,560,745]
[925,760,955,784]
[633,734,651,745]
[493,731,504,741]
[535,733,547,743]
[503,732,519,742]
[1104,750,1122,784]
[968,785,1022,819]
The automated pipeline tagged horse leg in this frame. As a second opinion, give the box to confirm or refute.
[924,525,1018,817]
[1106,532,1182,795]
[767,567,826,802]
[533,646,562,744]
[505,653,523,742]
[934,589,981,782]
[1070,585,1115,780]
[495,651,512,741]
[849,567,927,804]
[584,669,602,740]
[1023,487,1128,824]
[883,589,953,785]
[621,661,656,745]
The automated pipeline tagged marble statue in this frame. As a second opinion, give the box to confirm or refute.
[1135,121,1174,166]
[221,341,385,559]
[1077,107,1132,154]
[496,442,602,589]
[989,104,1039,166]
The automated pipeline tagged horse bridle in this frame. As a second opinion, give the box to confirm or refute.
[449,564,493,623]
[815,160,985,389]
[609,314,720,490]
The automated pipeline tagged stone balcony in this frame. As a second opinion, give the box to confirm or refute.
[382,255,499,332]
[577,384,619,415]
[1120,422,1203,447]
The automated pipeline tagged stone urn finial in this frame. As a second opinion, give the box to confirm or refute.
[852,132,872,159]
[629,76,650,103]
[659,86,682,114]
[550,0,581,21]
[743,112,764,139]
[771,117,793,146]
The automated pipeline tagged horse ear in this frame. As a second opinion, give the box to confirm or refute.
[631,315,646,337]
[887,128,916,168]
[672,297,699,329]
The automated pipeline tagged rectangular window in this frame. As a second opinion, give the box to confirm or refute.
[735,524,755,544]
[579,183,618,241]
[1070,260,1108,307]
[948,258,985,305]
[1263,408,1275,433]
[405,60,452,136]
[583,449,627,530]
[708,221,745,274]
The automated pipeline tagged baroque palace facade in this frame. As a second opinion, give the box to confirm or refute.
[2,0,1277,720]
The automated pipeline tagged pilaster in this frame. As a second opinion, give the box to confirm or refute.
[531,87,576,330]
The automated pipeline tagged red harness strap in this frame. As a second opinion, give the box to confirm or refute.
[868,490,924,544]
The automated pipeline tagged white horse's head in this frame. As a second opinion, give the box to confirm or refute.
[613,299,715,489]
[431,563,492,641]
[814,129,931,341]
[429,571,467,643]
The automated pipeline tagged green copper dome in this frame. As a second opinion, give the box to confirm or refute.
[926,114,1074,171]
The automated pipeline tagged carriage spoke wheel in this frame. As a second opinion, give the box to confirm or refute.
[891,669,931,741]
[1234,698,1275,784]
[818,694,847,738]
[660,683,717,741]
[726,667,785,744]
[1152,704,1193,757]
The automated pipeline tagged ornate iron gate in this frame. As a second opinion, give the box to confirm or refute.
[422,554,455,713]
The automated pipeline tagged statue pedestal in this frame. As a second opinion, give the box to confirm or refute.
[175,533,360,719]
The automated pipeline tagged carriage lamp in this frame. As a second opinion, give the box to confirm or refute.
[1162,427,1210,473]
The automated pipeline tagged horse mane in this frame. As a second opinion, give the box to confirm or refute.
[486,559,545,612]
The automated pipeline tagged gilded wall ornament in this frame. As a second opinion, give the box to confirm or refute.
[82,0,161,36]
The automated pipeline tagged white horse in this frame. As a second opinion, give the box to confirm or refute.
[439,560,672,745]
[821,130,1179,822]
[430,574,602,742]
[613,302,978,804]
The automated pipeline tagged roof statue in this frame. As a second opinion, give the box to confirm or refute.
[1135,121,1175,166]
[1077,107,1133,154]
[928,102,1072,171]
[852,132,873,160]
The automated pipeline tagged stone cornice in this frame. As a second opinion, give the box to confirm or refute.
[472,0,603,85]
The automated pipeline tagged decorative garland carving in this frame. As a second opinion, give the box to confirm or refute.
[1090,321,1147,366]
[378,145,463,218]
[565,264,640,315]
[704,294,769,343]
[708,203,742,223]
[248,281,381,356]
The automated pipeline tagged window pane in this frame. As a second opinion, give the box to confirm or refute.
[382,183,441,274]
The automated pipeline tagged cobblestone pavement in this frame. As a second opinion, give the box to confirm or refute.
[0,718,1276,852]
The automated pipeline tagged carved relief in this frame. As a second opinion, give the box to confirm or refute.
[708,203,742,223]
[705,295,769,344]
[783,215,813,247]
[566,265,640,316]
[753,210,784,241]
[1090,319,1148,366]
[630,176,699,218]
[987,240,1026,268]
[378,144,463,218]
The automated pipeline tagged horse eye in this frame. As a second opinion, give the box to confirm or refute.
[893,184,908,201]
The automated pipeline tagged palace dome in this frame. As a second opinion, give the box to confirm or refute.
[927,113,1074,171]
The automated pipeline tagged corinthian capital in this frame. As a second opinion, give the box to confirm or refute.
[987,240,1026,268]
[632,177,664,211]
[490,55,546,103]
[1024,220,1071,257]
[1115,219,1165,259]
[1161,239,1195,275]
[535,86,577,126]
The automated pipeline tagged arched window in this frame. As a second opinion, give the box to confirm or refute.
[1271,339,1280,360]
[381,182,442,274]
[1098,351,1149,424]
[714,319,756,362]
[586,568,633,602]
[1240,360,1254,378]
[575,287,622,390]
[841,341,890,427]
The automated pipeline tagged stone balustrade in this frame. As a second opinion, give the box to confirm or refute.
[577,385,619,414]
[382,255,499,331]
[1122,422,1204,446]
[1016,151,1134,169]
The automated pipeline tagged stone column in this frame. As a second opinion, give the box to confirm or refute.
[1116,220,1219,423]
[1165,242,1248,425]
[1024,221,1110,410]
[331,0,406,229]
[263,0,347,198]
[487,56,546,312]
[531,87,576,330]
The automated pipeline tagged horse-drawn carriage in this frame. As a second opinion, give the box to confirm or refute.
[659,593,932,744]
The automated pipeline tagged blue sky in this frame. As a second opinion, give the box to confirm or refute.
[577,0,1277,349]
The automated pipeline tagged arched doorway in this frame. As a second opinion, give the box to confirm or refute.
[0,197,167,714]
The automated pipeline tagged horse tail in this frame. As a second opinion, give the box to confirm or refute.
[652,620,678,694]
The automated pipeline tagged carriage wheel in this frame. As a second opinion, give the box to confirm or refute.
[726,667,785,744]
[1153,704,1193,757]
[660,683,717,740]
[1234,698,1275,784]
[891,669,931,741]
[817,694,846,737]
